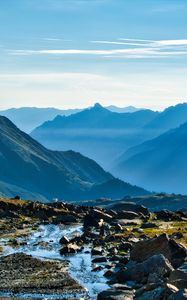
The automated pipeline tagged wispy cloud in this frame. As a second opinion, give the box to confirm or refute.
[43,38,72,42]
[8,38,187,59]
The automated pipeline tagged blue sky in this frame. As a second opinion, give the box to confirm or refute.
[1,0,187,110]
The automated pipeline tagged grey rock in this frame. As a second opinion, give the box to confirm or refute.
[117,254,173,283]
[130,233,187,268]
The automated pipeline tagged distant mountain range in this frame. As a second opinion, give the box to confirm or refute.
[145,102,187,132]
[0,116,148,201]
[113,121,187,194]
[0,105,140,133]
[0,107,82,133]
[31,103,157,168]
[106,105,140,113]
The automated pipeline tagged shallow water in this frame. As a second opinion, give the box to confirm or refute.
[0,224,109,300]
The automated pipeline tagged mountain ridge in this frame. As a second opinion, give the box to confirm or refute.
[113,121,187,194]
[0,115,148,201]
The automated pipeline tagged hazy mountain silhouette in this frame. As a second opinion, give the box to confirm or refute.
[31,103,157,168]
[106,105,140,113]
[0,116,148,201]
[0,105,140,133]
[114,121,187,194]
[145,103,187,132]
[0,107,82,133]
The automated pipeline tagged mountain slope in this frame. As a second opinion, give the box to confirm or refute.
[31,103,158,168]
[0,116,148,201]
[145,102,187,132]
[114,122,187,194]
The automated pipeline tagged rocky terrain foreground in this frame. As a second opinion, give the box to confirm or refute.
[0,197,187,299]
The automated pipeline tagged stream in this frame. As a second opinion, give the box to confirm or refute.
[0,224,109,300]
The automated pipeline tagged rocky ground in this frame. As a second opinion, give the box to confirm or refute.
[0,196,187,299]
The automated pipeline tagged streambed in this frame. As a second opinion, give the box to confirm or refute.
[0,224,109,300]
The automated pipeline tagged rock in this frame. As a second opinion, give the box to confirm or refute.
[117,254,173,283]
[155,210,186,221]
[168,289,187,300]
[147,272,164,285]
[60,243,82,255]
[97,288,134,300]
[169,263,187,289]
[141,222,159,229]
[130,233,187,268]
[91,248,103,256]
[135,286,165,300]
[117,211,140,220]
[92,257,107,263]
[165,283,179,296]
[59,235,70,245]
[52,214,78,224]
[92,265,103,272]
[115,223,123,232]
[119,242,132,252]
[110,202,150,217]
[83,215,103,229]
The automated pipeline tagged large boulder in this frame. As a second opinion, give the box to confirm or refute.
[156,210,186,221]
[110,202,150,217]
[117,254,173,283]
[135,286,165,300]
[52,214,78,224]
[83,208,113,229]
[116,211,140,220]
[168,289,187,300]
[130,234,187,268]
[169,263,187,289]
[97,288,134,300]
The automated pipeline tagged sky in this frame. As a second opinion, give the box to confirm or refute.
[1,0,187,110]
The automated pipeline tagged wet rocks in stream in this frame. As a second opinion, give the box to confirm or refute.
[1,197,187,299]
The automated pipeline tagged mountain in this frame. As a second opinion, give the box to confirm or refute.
[106,105,140,113]
[145,102,187,132]
[31,103,158,168]
[0,105,140,133]
[0,107,82,133]
[0,116,148,201]
[113,122,187,194]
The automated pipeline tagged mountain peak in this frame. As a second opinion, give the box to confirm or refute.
[93,102,103,108]
[90,102,110,113]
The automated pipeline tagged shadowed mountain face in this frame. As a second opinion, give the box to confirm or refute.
[31,103,158,168]
[0,116,148,201]
[113,122,187,194]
